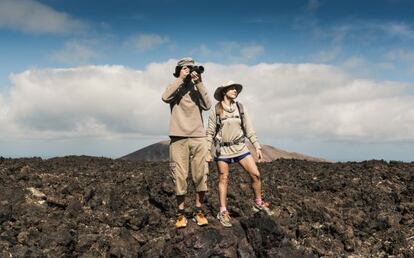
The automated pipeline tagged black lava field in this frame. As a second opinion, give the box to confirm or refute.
[1,156,413,257]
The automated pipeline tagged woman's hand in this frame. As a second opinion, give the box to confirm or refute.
[256,148,263,162]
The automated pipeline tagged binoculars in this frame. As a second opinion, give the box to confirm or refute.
[173,65,205,78]
[189,65,204,75]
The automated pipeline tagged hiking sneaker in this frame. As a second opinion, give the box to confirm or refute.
[217,211,232,228]
[252,201,274,215]
[175,214,187,229]
[193,210,208,226]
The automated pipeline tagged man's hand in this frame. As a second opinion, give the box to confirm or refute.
[191,71,202,84]
[256,148,263,162]
[206,153,213,162]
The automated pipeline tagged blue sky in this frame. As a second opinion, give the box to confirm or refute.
[1,0,414,161]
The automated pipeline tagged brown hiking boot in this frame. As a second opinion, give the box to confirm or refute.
[193,210,208,226]
[175,214,187,229]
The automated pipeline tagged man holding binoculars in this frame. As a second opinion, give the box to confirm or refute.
[162,57,211,228]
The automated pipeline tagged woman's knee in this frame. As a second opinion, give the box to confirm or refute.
[219,173,229,182]
[251,170,260,181]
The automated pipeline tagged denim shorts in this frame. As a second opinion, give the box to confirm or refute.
[215,152,251,164]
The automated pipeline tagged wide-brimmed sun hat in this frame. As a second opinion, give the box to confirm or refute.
[214,81,243,101]
[177,57,195,67]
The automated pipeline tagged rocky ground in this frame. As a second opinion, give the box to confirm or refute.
[1,156,413,257]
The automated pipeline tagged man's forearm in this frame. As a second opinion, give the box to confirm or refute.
[162,78,185,103]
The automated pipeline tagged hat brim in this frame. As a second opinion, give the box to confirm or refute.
[177,61,195,67]
[214,84,243,101]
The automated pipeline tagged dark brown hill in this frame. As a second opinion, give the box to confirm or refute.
[1,156,413,257]
[120,140,328,162]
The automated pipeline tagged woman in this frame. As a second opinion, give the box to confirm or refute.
[206,81,273,228]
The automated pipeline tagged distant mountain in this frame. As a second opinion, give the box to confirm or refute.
[120,140,170,161]
[120,140,329,162]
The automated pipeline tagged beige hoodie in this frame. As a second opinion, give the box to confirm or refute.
[162,78,211,137]
[206,101,261,158]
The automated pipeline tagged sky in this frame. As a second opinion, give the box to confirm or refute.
[0,0,414,161]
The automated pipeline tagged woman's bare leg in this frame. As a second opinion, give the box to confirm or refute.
[239,155,261,199]
[217,161,230,210]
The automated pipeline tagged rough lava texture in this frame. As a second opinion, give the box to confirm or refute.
[0,156,413,257]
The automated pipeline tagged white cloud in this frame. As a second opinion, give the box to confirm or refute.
[384,49,414,77]
[240,45,265,61]
[327,21,414,43]
[193,42,265,63]
[313,46,342,62]
[203,63,414,142]
[296,19,414,63]
[1,61,414,144]
[0,94,6,125]
[341,56,366,69]
[125,33,169,52]
[380,23,414,39]
[51,41,99,64]
[341,56,391,78]
[0,0,86,34]
[386,48,414,62]
[5,64,173,139]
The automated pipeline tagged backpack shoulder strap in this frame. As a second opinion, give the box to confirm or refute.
[214,103,221,138]
[236,101,247,136]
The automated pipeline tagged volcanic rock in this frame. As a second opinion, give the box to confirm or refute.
[0,156,413,257]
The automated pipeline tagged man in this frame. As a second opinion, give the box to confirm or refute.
[162,57,211,228]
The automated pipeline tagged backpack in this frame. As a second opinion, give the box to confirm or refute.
[214,101,246,148]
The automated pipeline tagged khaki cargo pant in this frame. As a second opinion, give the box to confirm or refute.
[169,137,209,195]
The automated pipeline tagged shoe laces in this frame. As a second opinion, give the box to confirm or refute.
[196,211,205,219]
[256,201,269,208]
[262,202,270,208]
[222,211,231,220]
[177,214,185,221]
